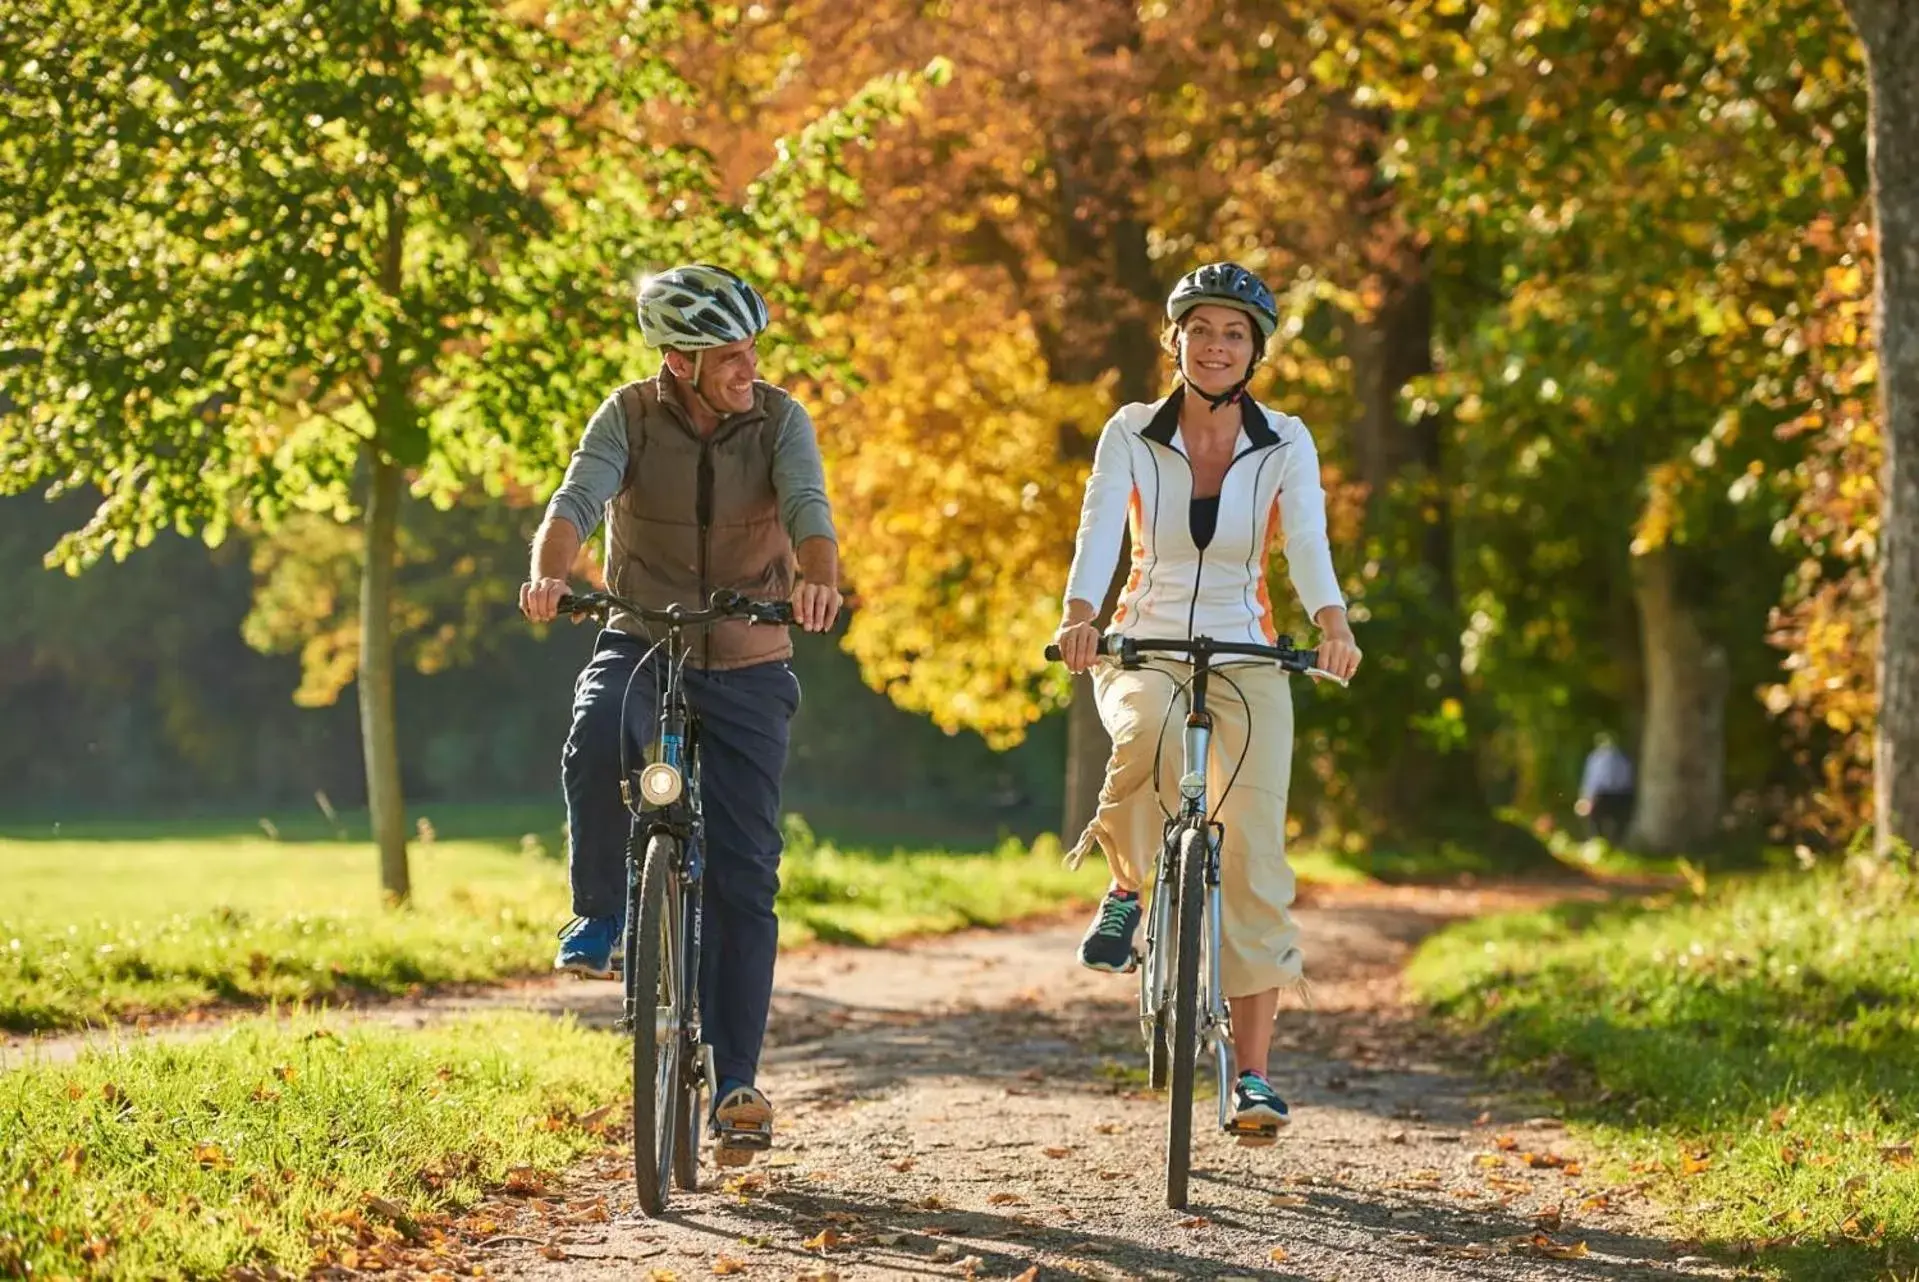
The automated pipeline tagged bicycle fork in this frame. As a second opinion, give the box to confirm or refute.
[1138,709,1238,1130]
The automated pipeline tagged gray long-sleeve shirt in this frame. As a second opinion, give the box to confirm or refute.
[544,390,837,547]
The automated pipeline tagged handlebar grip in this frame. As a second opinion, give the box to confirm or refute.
[757,601,796,625]
[1044,644,1063,662]
[555,593,587,615]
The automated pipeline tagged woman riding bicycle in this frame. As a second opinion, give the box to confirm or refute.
[1053,261,1362,1137]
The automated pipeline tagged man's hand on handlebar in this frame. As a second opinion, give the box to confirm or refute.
[790,581,842,634]
[520,577,572,624]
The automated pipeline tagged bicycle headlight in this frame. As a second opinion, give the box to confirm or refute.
[638,762,684,807]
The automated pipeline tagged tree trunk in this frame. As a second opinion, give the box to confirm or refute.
[1845,0,1919,857]
[1628,545,1729,852]
[359,443,410,904]
[1343,271,1489,833]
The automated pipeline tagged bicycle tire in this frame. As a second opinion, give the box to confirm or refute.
[632,834,682,1215]
[1165,825,1206,1209]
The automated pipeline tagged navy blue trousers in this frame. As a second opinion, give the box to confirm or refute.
[562,629,798,1086]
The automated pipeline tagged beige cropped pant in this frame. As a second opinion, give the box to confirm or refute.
[1065,659,1303,997]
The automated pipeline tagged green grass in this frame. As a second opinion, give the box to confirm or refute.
[777,819,1103,945]
[1409,863,1919,1281]
[0,1011,624,1280]
[0,806,1106,1033]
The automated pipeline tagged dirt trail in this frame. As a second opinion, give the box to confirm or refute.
[464,882,1733,1282]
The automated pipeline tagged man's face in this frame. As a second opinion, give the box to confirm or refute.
[670,337,758,415]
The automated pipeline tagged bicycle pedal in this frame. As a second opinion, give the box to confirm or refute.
[1125,949,1144,973]
[1226,1116,1288,1147]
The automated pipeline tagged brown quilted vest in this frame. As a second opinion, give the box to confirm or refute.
[604,372,796,670]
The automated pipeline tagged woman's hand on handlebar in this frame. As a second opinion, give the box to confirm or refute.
[520,577,572,624]
[1053,613,1102,675]
[1313,607,1362,682]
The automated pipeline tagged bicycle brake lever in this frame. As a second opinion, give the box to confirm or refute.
[1304,667,1349,688]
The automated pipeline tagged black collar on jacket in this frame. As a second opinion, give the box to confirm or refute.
[1140,385,1278,451]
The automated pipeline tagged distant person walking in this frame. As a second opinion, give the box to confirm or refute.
[1576,733,1635,844]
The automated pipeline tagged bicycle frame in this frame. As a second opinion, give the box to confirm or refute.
[620,625,713,1097]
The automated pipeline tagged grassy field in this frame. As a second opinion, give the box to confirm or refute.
[1409,862,1919,1281]
[0,804,1106,1033]
[0,1011,624,1279]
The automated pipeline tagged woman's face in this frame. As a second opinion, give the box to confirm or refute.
[1179,304,1258,397]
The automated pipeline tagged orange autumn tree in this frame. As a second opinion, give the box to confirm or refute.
[676,0,1490,842]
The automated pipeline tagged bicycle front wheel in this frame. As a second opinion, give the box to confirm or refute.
[1165,825,1206,1210]
[632,834,686,1216]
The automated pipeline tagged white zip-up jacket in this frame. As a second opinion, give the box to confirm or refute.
[1063,389,1345,646]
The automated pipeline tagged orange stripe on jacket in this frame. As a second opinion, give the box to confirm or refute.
[1254,490,1283,643]
[1111,487,1146,625]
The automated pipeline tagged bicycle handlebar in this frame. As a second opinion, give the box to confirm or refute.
[554,588,795,628]
[1043,634,1350,687]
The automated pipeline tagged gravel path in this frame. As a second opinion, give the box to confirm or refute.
[467,883,1734,1282]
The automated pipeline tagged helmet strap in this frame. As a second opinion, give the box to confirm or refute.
[684,349,728,419]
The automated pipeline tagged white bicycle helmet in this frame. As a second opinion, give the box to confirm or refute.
[636,264,770,351]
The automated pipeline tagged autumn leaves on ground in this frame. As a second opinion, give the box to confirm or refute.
[6,821,1917,1282]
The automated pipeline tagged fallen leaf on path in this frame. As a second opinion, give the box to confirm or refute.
[1493,1134,1518,1151]
[892,1157,917,1172]
[1094,1123,1121,1134]
[1473,1111,1492,1127]
[539,1244,566,1261]
[193,1143,232,1170]
[1534,1206,1563,1231]
[1176,1216,1209,1229]
[933,1243,961,1262]
[873,1233,906,1247]
[989,1192,1027,1206]
[1043,1147,1071,1158]
[801,1229,843,1253]
[957,1255,984,1278]
[1472,1153,1505,1169]
[1681,1152,1713,1175]
[501,1167,547,1197]
[1268,1245,1290,1262]
[919,1195,950,1210]
[1507,1233,1589,1260]
[822,1212,862,1226]
[1011,1268,1040,1282]
[711,1255,745,1276]
[1268,1194,1309,1207]
[1385,1130,1408,1144]
[1582,1194,1612,1212]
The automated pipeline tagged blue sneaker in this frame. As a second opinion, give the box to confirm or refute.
[555,915,624,980]
[1229,1070,1290,1145]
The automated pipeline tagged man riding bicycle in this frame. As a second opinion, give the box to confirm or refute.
[1053,262,1362,1139]
[519,263,842,1165]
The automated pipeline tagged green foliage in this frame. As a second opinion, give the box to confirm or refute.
[0,1012,624,1279]
[1411,865,1919,1279]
